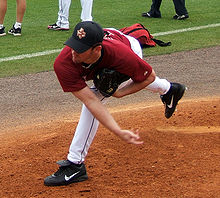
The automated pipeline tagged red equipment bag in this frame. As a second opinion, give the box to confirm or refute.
[120,23,171,48]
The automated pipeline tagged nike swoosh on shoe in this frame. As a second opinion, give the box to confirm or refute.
[64,171,80,181]
[167,95,174,108]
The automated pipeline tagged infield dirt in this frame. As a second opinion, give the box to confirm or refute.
[0,46,219,198]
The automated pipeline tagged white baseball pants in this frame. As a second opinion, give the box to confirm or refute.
[56,0,93,29]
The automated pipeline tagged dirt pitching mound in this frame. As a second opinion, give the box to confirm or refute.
[0,98,219,198]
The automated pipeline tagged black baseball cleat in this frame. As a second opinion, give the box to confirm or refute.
[44,160,88,186]
[142,12,161,18]
[173,14,179,19]
[8,25,22,36]
[160,83,186,119]
[173,14,189,20]
[0,26,6,36]
[48,23,69,31]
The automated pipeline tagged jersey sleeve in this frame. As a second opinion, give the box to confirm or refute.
[54,47,87,92]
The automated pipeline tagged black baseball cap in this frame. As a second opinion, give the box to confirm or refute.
[64,21,104,53]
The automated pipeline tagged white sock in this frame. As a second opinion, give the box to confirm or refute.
[0,24,4,29]
[14,22,22,29]
[146,76,171,95]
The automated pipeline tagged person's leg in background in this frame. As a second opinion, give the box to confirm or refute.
[16,0,26,23]
[172,0,189,20]
[8,0,26,36]
[0,0,7,36]
[142,0,162,18]
[58,0,71,28]
[80,0,93,21]
[48,0,71,30]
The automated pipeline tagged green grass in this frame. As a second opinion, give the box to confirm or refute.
[0,0,220,77]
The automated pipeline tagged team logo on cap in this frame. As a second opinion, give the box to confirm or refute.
[77,28,86,39]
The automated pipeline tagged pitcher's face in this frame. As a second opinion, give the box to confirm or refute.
[71,48,94,64]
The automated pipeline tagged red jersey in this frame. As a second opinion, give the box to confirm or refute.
[54,29,152,92]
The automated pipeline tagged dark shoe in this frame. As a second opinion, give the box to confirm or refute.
[173,14,179,19]
[44,160,88,186]
[0,26,6,36]
[8,25,21,36]
[173,14,189,20]
[160,83,186,119]
[142,12,161,18]
[48,23,69,31]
